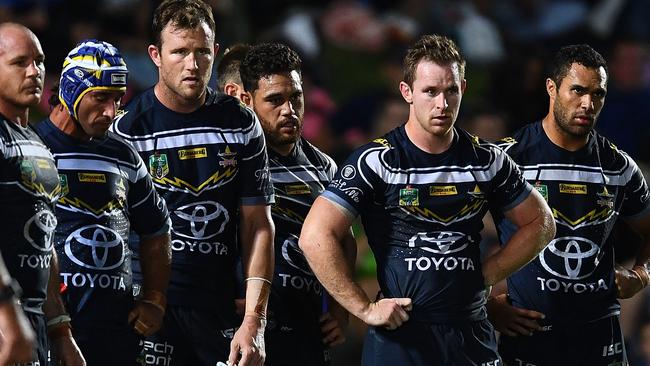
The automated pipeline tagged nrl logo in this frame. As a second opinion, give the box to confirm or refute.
[148,152,169,179]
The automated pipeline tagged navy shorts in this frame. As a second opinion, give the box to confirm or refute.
[19,312,47,366]
[499,315,626,366]
[361,319,501,366]
[71,326,142,366]
[139,304,237,365]
[265,326,329,366]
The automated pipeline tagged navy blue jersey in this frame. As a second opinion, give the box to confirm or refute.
[494,121,650,325]
[0,117,60,314]
[323,125,531,323]
[35,118,169,329]
[111,88,274,310]
[267,137,337,331]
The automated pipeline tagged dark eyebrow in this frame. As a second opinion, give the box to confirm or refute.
[263,92,283,101]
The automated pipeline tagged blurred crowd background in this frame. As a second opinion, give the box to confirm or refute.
[3,0,650,364]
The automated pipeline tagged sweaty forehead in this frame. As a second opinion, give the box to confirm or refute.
[563,63,607,87]
[414,60,462,85]
[161,21,214,45]
[258,71,302,90]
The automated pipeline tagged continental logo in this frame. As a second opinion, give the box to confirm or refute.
[36,158,53,170]
[178,147,207,160]
[285,184,311,195]
[430,186,457,196]
[559,183,587,195]
[78,173,106,183]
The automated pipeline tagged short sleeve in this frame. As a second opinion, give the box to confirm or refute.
[488,147,533,212]
[321,144,385,218]
[620,154,650,218]
[239,113,274,206]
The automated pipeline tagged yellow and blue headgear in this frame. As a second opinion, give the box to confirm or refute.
[59,39,128,120]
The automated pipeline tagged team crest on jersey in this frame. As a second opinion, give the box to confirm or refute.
[178,147,207,160]
[467,185,485,200]
[534,182,548,201]
[596,186,614,208]
[286,184,311,195]
[218,146,237,167]
[399,186,419,206]
[149,152,169,179]
[430,185,457,196]
[58,174,69,197]
[559,183,587,195]
[20,159,36,183]
[115,177,127,205]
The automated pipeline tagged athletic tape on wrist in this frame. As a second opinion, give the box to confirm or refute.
[46,314,72,329]
[141,289,166,313]
[245,277,272,286]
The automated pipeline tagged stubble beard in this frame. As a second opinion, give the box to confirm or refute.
[553,102,593,139]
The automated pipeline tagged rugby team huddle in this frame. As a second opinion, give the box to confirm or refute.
[0,0,648,366]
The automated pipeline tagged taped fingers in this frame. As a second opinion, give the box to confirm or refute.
[134,319,150,335]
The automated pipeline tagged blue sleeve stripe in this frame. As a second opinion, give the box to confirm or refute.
[240,195,275,206]
[321,191,358,218]
[502,183,533,212]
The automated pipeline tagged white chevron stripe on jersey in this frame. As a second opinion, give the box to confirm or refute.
[521,166,636,186]
[128,131,246,152]
[270,169,329,184]
[56,156,147,183]
[2,140,53,159]
[113,114,264,153]
[362,147,505,185]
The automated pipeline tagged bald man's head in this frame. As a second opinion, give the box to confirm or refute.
[0,23,39,55]
[0,23,45,122]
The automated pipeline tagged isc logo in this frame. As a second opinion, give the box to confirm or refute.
[481,360,500,366]
[602,342,623,356]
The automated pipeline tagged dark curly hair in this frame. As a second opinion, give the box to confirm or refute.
[152,0,215,50]
[240,42,302,93]
[549,44,608,86]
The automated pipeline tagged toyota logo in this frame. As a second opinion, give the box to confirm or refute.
[408,231,469,254]
[64,225,125,270]
[539,236,601,280]
[281,235,313,275]
[173,201,229,240]
[24,210,57,252]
